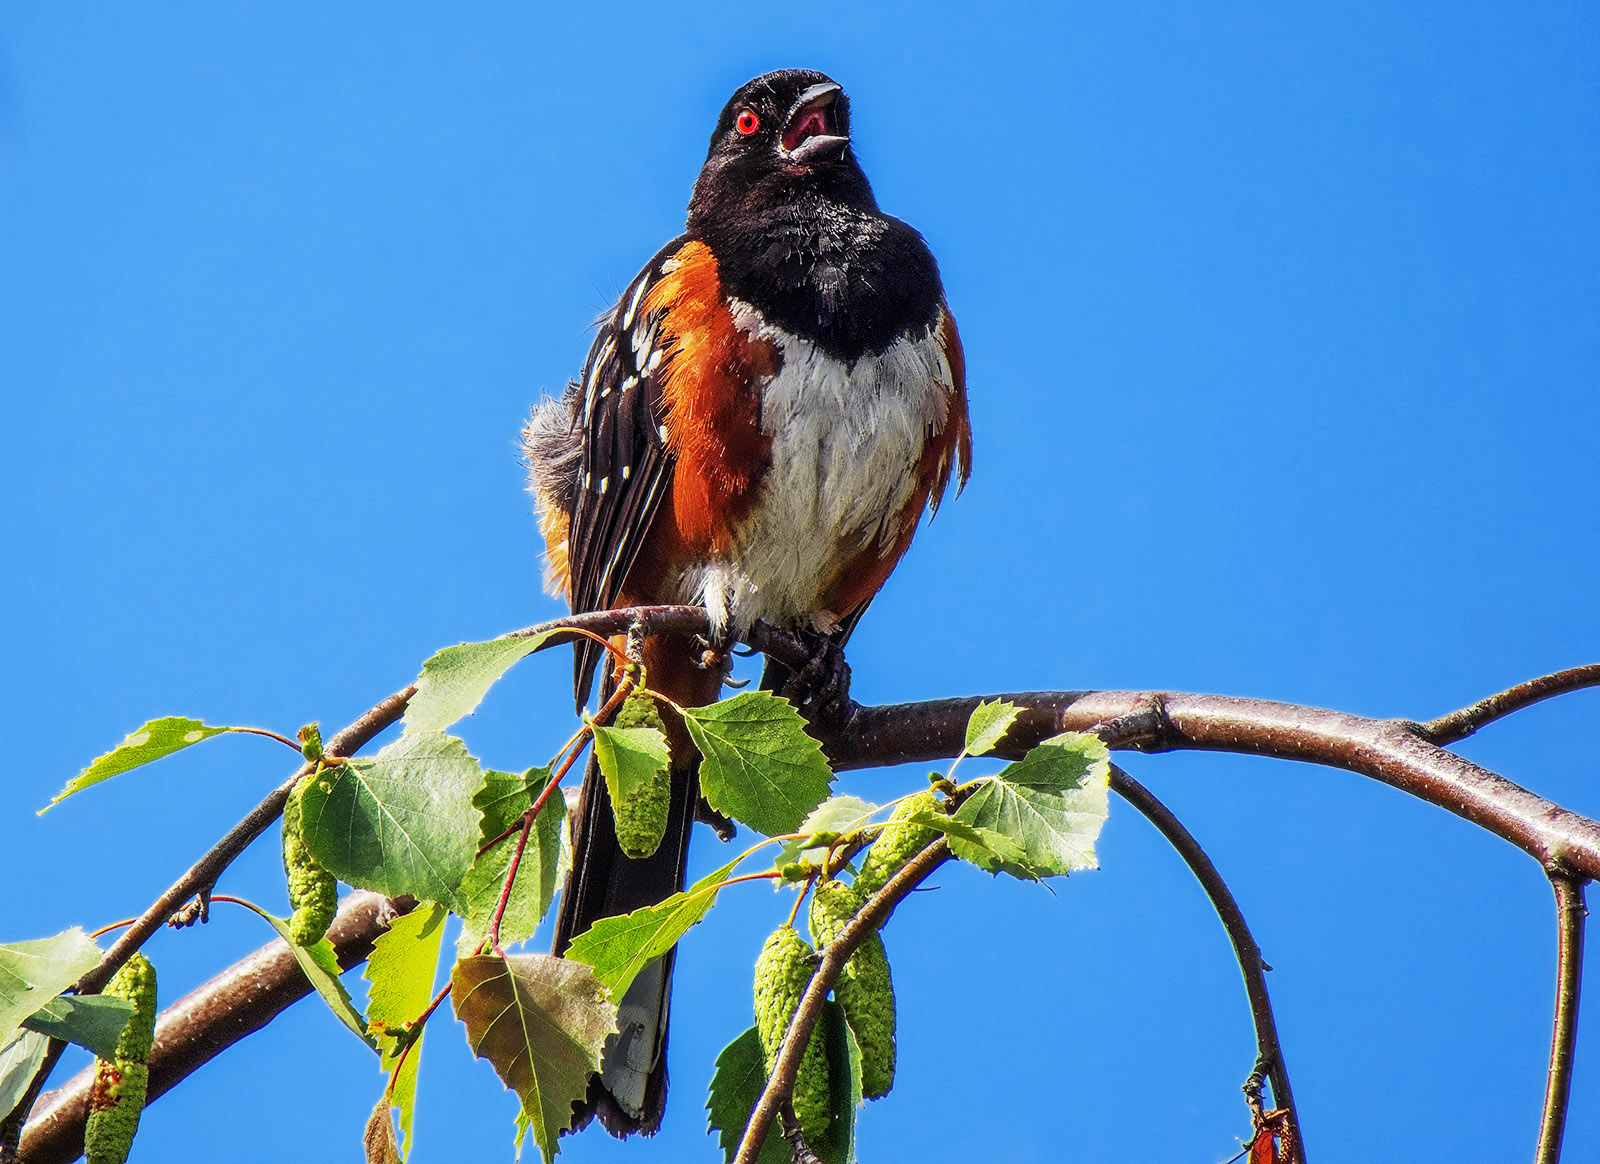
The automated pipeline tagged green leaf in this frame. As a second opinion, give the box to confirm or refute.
[300,732,486,911]
[563,859,739,999]
[456,770,565,955]
[0,929,101,1046]
[775,795,881,867]
[20,994,133,1059]
[950,731,1111,879]
[705,1026,788,1164]
[963,699,1023,758]
[365,903,447,1160]
[40,718,231,812]
[452,953,616,1164]
[0,1029,48,1124]
[905,807,1031,876]
[591,723,670,804]
[703,1002,861,1164]
[232,898,373,1047]
[403,635,556,736]
[683,693,834,837]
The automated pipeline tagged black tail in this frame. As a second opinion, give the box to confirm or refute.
[555,746,699,1136]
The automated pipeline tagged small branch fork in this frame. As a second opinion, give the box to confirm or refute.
[8,604,1598,1162]
[1110,766,1303,1163]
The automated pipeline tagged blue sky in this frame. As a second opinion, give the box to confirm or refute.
[3,3,1597,1161]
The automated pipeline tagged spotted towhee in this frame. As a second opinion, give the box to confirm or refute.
[523,68,971,1136]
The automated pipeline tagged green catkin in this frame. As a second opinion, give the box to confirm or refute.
[283,778,338,946]
[808,880,897,1099]
[753,926,831,1142]
[854,790,943,898]
[607,691,672,859]
[84,953,157,1164]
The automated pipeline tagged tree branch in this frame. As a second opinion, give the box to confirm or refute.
[735,840,953,1164]
[817,686,1600,879]
[1535,874,1586,1164]
[16,892,405,1164]
[1411,665,1600,746]
[1109,766,1303,1163]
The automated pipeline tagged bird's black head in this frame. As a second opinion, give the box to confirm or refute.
[687,69,877,231]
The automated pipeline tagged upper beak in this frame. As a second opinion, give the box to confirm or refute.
[780,82,849,165]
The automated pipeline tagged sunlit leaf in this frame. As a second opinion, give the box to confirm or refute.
[231,898,372,1047]
[403,634,557,736]
[684,693,833,837]
[0,1030,49,1124]
[365,903,448,1158]
[963,699,1023,758]
[456,770,564,954]
[563,860,739,999]
[40,718,230,812]
[300,732,485,911]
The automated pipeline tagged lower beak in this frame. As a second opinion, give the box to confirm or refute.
[780,81,849,165]
[785,133,850,164]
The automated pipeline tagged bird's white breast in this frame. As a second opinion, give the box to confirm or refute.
[677,300,956,637]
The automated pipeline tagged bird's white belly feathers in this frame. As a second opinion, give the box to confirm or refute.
[674,301,956,637]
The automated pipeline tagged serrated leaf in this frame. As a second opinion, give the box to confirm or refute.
[456,771,564,955]
[0,929,101,1046]
[233,898,373,1047]
[906,807,1033,878]
[951,731,1111,879]
[403,634,557,736]
[300,732,486,911]
[964,699,1023,758]
[683,693,833,837]
[704,1002,861,1164]
[0,1029,48,1124]
[705,1026,789,1164]
[591,723,670,803]
[365,903,447,1159]
[452,953,616,1164]
[40,718,231,812]
[563,859,739,999]
[20,994,133,1059]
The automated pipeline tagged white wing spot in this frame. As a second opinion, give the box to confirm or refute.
[599,476,609,494]
[621,465,632,480]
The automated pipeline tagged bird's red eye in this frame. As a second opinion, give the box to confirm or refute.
[735,109,759,135]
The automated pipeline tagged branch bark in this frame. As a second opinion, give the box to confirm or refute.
[1110,766,1302,1162]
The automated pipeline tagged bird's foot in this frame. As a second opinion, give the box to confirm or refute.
[775,632,856,727]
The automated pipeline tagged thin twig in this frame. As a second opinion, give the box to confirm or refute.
[1412,665,1600,745]
[735,839,952,1164]
[1110,766,1304,1163]
[385,981,454,1101]
[1535,874,1587,1164]
[222,726,305,752]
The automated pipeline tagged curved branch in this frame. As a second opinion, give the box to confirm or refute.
[1413,665,1600,746]
[735,840,953,1164]
[1535,875,1587,1164]
[16,892,403,1164]
[1110,766,1303,1162]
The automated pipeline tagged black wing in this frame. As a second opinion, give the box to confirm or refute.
[566,237,686,708]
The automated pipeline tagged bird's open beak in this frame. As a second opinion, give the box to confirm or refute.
[780,82,849,165]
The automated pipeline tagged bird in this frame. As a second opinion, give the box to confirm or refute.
[522,67,971,1137]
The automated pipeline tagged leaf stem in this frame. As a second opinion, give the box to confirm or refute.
[87,917,139,941]
[384,982,454,1102]
[222,726,305,753]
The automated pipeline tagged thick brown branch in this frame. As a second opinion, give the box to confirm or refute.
[1412,665,1600,746]
[1110,766,1303,1163]
[16,892,404,1164]
[1535,875,1586,1164]
[818,689,1600,879]
[735,840,953,1164]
